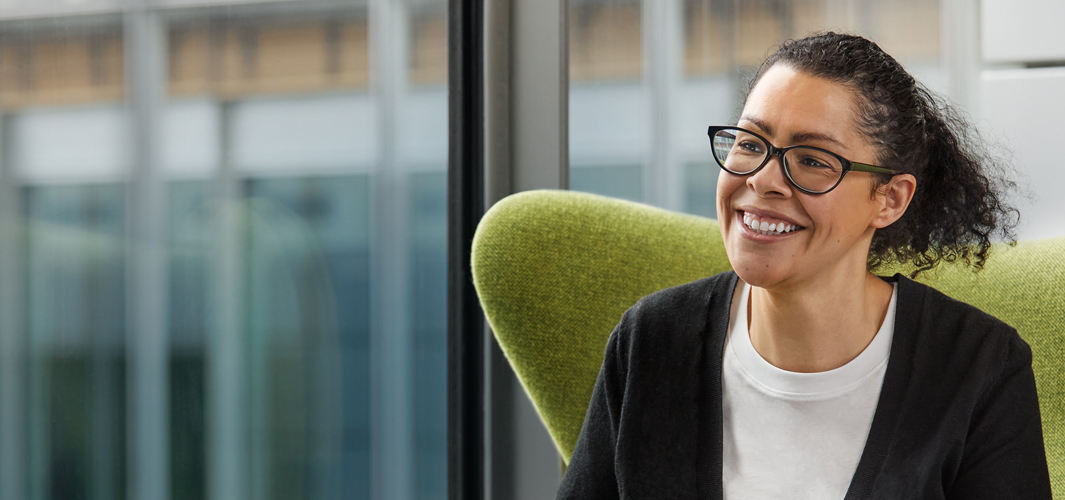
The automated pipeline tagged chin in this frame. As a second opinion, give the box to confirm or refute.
[725,252,795,289]
[731,265,790,289]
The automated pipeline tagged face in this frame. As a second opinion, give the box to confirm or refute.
[717,64,894,290]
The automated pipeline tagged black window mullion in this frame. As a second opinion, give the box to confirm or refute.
[447,0,485,498]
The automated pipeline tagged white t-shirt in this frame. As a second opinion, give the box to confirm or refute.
[722,281,897,500]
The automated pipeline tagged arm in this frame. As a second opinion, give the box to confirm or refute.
[947,332,1052,499]
[556,316,628,500]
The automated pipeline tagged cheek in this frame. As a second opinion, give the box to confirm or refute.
[716,170,741,212]
[804,194,874,237]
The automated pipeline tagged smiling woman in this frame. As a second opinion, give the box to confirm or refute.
[715,65,917,348]
[557,32,1051,500]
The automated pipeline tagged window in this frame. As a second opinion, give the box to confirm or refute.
[0,1,447,499]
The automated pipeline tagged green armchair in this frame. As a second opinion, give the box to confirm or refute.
[471,189,1064,495]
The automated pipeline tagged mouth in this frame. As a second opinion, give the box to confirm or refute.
[739,210,806,236]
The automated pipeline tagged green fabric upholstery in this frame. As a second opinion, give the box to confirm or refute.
[471,189,1065,496]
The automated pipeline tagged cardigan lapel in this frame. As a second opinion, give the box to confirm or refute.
[696,272,737,500]
[843,274,922,499]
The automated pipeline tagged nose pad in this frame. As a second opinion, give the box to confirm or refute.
[746,154,792,196]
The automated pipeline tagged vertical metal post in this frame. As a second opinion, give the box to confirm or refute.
[208,101,246,500]
[511,0,569,191]
[483,2,512,497]
[484,0,510,205]
[0,113,26,500]
[371,0,415,498]
[644,0,681,211]
[942,0,981,115]
[856,0,877,42]
[480,0,568,498]
[125,8,169,500]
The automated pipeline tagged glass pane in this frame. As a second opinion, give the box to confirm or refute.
[24,184,127,500]
[245,176,371,500]
[569,0,642,82]
[409,172,447,499]
[0,1,447,499]
[167,180,209,500]
[568,0,645,204]
[684,162,717,218]
[570,165,643,202]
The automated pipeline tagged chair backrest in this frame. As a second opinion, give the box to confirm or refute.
[471,189,1065,494]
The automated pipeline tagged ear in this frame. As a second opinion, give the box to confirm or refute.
[871,174,916,229]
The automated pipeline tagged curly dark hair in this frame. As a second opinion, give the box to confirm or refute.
[746,32,1020,277]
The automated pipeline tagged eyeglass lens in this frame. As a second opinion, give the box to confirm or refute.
[711,128,845,193]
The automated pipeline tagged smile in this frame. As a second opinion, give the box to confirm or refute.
[741,211,804,236]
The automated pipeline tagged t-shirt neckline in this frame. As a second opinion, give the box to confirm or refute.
[726,281,897,400]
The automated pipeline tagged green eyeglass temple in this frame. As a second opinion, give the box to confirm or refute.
[850,162,899,175]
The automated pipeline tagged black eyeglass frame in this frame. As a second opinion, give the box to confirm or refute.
[707,125,901,195]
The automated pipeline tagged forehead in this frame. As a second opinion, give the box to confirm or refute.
[742,64,869,152]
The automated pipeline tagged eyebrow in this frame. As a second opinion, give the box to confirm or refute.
[739,115,848,150]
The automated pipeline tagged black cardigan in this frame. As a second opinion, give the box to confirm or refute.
[557,271,1051,500]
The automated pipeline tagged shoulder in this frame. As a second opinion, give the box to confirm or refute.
[618,270,737,339]
[892,274,1032,390]
[596,272,734,434]
[626,271,737,323]
[877,276,1049,497]
[609,271,736,362]
[895,274,1024,345]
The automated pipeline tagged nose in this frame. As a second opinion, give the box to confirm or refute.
[746,153,793,197]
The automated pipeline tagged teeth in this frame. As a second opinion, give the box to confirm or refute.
[742,212,801,236]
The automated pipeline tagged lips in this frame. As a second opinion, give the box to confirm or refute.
[740,210,805,236]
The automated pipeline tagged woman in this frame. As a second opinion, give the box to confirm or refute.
[557,33,1051,499]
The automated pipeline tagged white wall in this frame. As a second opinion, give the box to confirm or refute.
[979,0,1065,241]
[982,0,1065,64]
[980,68,1065,240]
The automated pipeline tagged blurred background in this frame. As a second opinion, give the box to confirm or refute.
[0,1,446,500]
[0,0,1059,500]
[569,0,945,217]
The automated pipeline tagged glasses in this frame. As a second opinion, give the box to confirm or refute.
[707,126,901,195]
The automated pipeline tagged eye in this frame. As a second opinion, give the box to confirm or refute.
[797,155,829,168]
[737,140,764,155]
[793,152,834,169]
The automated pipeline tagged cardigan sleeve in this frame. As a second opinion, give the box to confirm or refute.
[947,331,1052,499]
[556,314,629,500]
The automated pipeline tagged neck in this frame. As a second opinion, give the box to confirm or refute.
[744,270,894,373]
